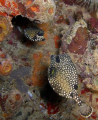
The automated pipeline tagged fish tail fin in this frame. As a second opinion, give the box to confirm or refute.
[72,93,93,118]
[79,103,93,118]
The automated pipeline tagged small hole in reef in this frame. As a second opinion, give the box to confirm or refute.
[11,15,37,28]
[11,15,31,27]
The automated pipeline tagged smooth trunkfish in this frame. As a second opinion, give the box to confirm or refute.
[48,54,93,118]
[17,26,45,41]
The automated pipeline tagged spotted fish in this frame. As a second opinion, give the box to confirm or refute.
[17,26,45,41]
[48,54,93,118]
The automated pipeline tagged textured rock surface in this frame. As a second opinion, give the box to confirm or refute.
[68,27,89,54]
[0,0,98,119]
[0,0,56,23]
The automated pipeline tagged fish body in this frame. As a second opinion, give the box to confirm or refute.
[48,54,93,118]
[48,54,79,99]
[17,26,45,41]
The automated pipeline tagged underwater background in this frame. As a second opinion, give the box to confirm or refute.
[0,0,98,120]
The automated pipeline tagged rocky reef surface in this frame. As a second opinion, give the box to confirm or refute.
[0,0,98,120]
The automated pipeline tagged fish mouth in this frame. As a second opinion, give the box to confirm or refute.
[41,37,45,41]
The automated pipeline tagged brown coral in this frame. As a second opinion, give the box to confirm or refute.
[0,89,22,118]
[0,49,13,75]
[0,0,56,24]
[0,16,10,42]
[68,27,89,55]
[0,61,12,75]
[88,17,98,33]
[31,52,46,87]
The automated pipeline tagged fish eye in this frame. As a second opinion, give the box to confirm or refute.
[70,93,73,98]
[56,55,60,63]
[50,55,54,60]
[38,30,44,36]
[74,84,78,90]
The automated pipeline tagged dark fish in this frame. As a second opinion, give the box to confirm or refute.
[48,54,93,118]
[17,26,45,41]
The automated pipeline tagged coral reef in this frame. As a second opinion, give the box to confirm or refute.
[64,19,87,45]
[76,0,98,12]
[88,17,98,33]
[9,66,31,93]
[62,0,77,5]
[23,0,56,22]
[82,38,98,92]
[0,16,11,42]
[62,0,98,12]
[68,27,89,55]
[0,0,56,23]
[54,35,61,48]
[0,48,13,75]
[31,52,48,87]
[0,89,22,119]
[0,0,98,119]
[61,14,89,55]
